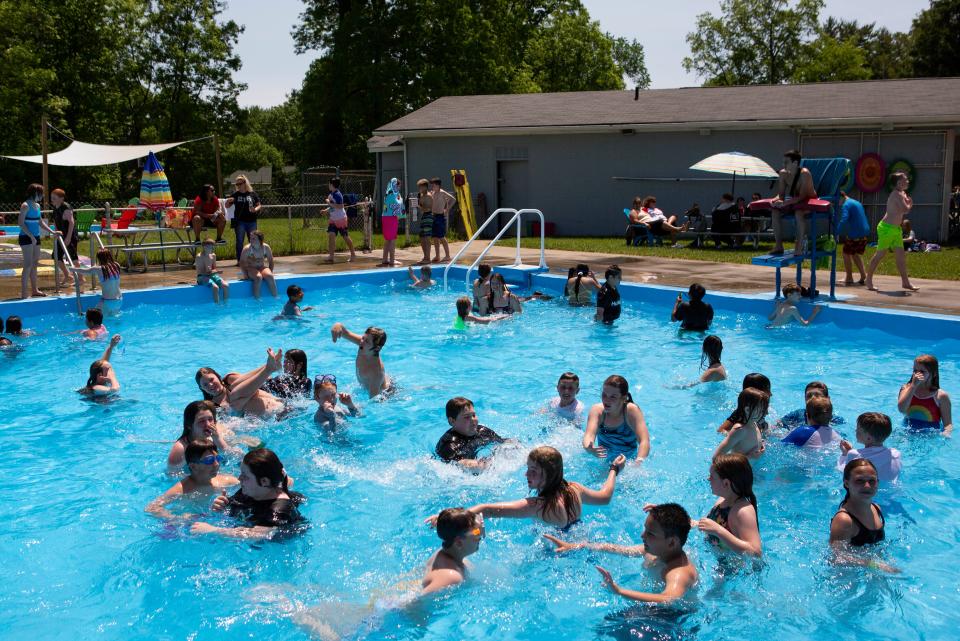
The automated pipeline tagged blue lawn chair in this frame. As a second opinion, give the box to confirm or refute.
[623,209,662,247]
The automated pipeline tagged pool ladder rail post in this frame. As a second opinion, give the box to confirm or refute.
[442,208,548,293]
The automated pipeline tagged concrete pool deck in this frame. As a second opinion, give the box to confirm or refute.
[2,242,958,317]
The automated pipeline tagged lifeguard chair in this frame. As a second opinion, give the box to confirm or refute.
[749,157,850,301]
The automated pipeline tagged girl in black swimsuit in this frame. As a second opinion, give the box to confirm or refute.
[829,459,898,573]
[694,454,762,557]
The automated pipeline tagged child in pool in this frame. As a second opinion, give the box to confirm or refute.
[829,458,899,573]
[147,439,239,520]
[195,238,229,304]
[262,348,312,398]
[277,285,313,318]
[435,397,506,470]
[717,373,772,433]
[594,264,622,324]
[79,334,122,396]
[71,249,123,315]
[898,354,952,435]
[714,388,768,459]
[547,372,586,423]
[782,396,842,448]
[583,375,651,465]
[838,412,902,482]
[454,296,507,327]
[698,335,727,383]
[545,503,698,604]
[693,454,762,557]
[79,308,107,340]
[313,375,360,429]
[407,265,435,289]
[777,381,845,429]
[486,273,523,314]
[330,322,392,398]
[426,446,626,528]
[3,315,33,337]
[767,283,821,327]
[472,263,492,313]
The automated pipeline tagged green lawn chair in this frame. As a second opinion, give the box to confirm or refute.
[176,198,188,208]
[74,208,97,238]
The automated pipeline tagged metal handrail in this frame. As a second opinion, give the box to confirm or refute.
[442,207,548,292]
[54,234,83,315]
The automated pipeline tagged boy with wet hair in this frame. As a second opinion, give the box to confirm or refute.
[421,508,484,594]
[782,396,842,448]
[768,282,822,327]
[778,381,845,429]
[547,372,585,422]
[545,503,698,603]
[407,264,435,289]
[838,412,901,482]
[435,397,505,470]
[80,307,107,340]
[330,322,391,398]
[279,284,313,318]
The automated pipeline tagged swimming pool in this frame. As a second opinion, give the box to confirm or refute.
[2,267,958,641]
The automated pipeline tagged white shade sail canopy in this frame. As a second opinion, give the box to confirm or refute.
[1,139,191,167]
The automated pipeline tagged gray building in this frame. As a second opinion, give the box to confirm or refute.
[369,78,960,242]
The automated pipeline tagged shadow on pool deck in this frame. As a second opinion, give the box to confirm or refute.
[4,243,959,317]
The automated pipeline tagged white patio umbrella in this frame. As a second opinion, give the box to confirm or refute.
[690,151,778,192]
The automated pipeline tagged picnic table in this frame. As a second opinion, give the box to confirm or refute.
[103,225,203,273]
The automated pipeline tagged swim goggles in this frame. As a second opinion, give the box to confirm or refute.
[314,374,337,387]
[195,454,226,465]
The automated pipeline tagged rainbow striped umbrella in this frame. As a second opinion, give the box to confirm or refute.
[139,151,173,211]
[690,151,778,191]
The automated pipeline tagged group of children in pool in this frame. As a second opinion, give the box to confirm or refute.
[46,259,952,618]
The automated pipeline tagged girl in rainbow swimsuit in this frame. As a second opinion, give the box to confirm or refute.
[898,354,952,436]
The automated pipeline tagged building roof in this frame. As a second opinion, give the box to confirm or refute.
[373,78,960,137]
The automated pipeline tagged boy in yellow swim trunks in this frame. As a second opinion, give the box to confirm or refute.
[865,171,919,292]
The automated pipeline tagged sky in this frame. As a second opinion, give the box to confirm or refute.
[223,0,930,108]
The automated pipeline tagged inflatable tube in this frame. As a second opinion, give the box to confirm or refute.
[855,153,886,193]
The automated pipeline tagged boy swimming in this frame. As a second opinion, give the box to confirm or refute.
[767,283,822,327]
[331,322,392,398]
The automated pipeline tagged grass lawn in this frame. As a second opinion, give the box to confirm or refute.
[42,218,960,281]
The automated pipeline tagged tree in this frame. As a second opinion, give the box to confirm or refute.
[683,0,824,85]
[910,0,960,77]
[222,133,283,175]
[818,18,912,80]
[792,34,871,83]
[293,0,649,168]
[611,37,652,89]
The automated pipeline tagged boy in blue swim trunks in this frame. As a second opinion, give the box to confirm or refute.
[195,238,229,304]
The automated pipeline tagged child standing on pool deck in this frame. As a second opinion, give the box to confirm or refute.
[330,322,391,398]
[195,238,228,304]
[714,388,767,459]
[898,354,952,435]
[326,178,357,264]
[583,375,650,464]
[768,283,821,327]
[838,412,902,482]
[782,396,842,448]
[545,503,698,604]
[866,171,919,292]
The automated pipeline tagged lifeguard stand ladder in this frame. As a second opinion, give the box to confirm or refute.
[749,157,850,301]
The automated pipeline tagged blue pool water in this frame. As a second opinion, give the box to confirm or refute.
[1,272,958,641]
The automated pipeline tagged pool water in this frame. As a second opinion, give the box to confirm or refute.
[2,275,958,641]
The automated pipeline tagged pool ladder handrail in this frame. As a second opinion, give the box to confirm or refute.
[52,233,84,315]
[442,208,548,292]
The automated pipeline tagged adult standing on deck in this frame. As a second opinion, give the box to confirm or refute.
[225,175,261,265]
[50,188,78,288]
[770,150,817,255]
[192,184,225,244]
[19,183,57,299]
[429,177,454,263]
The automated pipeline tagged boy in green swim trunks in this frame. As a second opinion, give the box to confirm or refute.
[195,238,229,303]
[865,172,919,292]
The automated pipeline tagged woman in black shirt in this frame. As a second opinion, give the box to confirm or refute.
[191,448,304,539]
[225,174,262,263]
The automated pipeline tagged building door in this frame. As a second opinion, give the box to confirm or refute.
[496,160,529,233]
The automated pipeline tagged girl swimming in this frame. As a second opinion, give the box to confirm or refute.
[583,375,651,464]
[191,448,305,539]
[195,347,286,417]
[425,446,626,529]
[898,354,952,435]
[262,348,311,398]
[694,454,762,557]
[486,273,523,314]
[167,400,241,473]
[79,334,122,397]
[699,335,727,383]
[829,458,899,573]
[714,388,767,459]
